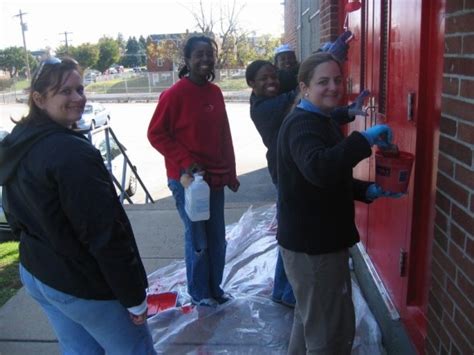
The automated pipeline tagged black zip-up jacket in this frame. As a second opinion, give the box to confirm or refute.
[250,91,297,184]
[250,91,358,185]
[276,107,373,254]
[0,115,147,308]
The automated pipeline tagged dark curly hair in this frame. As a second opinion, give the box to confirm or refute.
[178,35,218,81]
[245,60,274,87]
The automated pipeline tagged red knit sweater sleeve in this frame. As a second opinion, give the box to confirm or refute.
[147,89,195,171]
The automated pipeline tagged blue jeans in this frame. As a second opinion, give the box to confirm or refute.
[168,179,226,302]
[272,250,296,306]
[20,264,156,355]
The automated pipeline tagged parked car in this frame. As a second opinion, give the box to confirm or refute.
[0,129,15,241]
[76,102,110,131]
[93,135,137,197]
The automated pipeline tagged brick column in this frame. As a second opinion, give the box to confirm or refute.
[425,1,474,354]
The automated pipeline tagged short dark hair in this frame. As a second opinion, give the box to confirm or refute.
[297,52,342,86]
[245,60,273,86]
[178,35,218,81]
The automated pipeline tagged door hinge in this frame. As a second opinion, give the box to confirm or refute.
[399,249,408,277]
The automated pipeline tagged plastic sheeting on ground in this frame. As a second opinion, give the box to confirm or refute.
[147,204,385,354]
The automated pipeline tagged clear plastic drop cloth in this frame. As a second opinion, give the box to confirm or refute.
[147,204,385,354]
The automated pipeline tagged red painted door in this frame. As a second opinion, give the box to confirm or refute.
[345,0,420,312]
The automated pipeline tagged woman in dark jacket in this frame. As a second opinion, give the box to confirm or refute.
[0,57,155,354]
[277,52,399,354]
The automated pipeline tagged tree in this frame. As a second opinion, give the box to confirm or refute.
[116,33,126,55]
[138,36,148,66]
[96,36,120,73]
[72,43,100,69]
[55,44,69,58]
[187,0,246,69]
[121,37,142,68]
[0,47,37,78]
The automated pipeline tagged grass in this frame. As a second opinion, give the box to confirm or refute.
[216,77,247,91]
[0,241,21,307]
[85,75,248,94]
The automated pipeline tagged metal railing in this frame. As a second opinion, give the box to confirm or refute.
[80,124,154,204]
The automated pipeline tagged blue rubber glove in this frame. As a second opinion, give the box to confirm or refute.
[327,31,353,62]
[361,124,393,148]
[366,184,404,201]
[348,90,370,118]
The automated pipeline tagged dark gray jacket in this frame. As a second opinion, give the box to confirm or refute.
[0,115,147,308]
[277,107,373,254]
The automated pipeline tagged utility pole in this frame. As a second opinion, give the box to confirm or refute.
[60,31,73,53]
[14,9,31,80]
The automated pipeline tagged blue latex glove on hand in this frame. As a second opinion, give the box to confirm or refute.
[348,90,370,118]
[327,31,353,62]
[361,124,393,148]
[366,184,404,201]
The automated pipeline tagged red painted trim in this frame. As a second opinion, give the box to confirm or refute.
[403,0,445,352]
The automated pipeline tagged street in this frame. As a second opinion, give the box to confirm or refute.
[0,101,267,203]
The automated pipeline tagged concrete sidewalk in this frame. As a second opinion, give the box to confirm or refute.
[0,168,276,355]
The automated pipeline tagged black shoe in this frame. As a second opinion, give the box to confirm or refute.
[215,292,233,304]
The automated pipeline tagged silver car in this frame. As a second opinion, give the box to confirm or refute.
[76,102,110,130]
[94,136,138,197]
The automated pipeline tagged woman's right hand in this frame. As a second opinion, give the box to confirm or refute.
[180,173,194,188]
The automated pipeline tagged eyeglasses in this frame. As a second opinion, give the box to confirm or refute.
[32,57,62,87]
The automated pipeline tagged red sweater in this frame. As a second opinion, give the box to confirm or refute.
[147,78,238,188]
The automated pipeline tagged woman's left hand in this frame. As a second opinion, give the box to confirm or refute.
[229,180,240,192]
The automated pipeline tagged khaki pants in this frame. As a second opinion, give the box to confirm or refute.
[280,247,355,355]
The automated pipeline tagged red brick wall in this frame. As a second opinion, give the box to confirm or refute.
[425,1,474,354]
[283,0,298,51]
[320,0,340,43]
[283,0,341,55]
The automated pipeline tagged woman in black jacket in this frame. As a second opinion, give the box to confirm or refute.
[0,58,156,354]
[277,52,399,354]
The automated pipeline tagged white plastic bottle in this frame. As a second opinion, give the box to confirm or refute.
[185,174,210,221]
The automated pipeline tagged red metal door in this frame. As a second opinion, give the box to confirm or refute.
[345,0,421,312]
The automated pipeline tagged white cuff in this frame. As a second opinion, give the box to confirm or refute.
[127,299,147,316]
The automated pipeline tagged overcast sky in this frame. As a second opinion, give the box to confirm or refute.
[0,0,284,51]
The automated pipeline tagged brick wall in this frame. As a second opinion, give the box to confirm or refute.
[426,1,474,354]
[283,0,341,57]
[320,0,340,43]
[283,0,298,51]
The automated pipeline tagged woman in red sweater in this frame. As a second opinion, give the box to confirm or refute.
[147,35,239,307]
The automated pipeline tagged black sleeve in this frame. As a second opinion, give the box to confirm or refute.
[287,115,372,188]
[331,106,355,125]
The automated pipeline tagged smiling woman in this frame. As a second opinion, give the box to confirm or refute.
[0,57,156,353]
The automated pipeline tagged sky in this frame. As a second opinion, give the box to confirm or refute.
[0,0,284,51]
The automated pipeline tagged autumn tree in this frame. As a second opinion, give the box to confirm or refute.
[187,0,246,69]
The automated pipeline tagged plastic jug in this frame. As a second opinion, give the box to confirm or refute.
[185,174,210,221]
